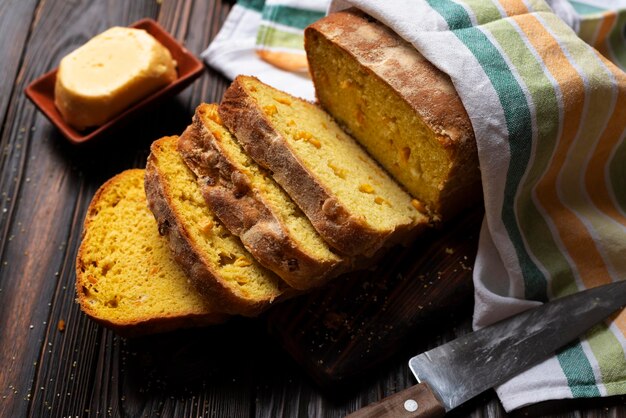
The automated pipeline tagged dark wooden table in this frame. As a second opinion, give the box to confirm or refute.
[2,1,626,417]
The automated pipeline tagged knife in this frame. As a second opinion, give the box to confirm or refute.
[346,280,626,418]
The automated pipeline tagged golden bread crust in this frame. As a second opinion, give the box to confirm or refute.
[75,169,227,337]
[144,137,286,316]
[305,9,481,220]
[178,104,347,290]
[218,77,423,256]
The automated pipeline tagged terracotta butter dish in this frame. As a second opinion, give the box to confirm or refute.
[25,18,203,144]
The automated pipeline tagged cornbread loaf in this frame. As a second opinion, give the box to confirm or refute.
[75,169,227,337]
[55,27,177,130]
[305,9,481,220]
[144,136,288,316]
[179,103,347,290]
[219,76,428,256]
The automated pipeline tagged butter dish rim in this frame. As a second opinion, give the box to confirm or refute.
[24,18,204,144]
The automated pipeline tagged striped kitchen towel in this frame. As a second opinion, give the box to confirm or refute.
[330,0,626,412]
[572,0,626,69]
[203,0,626,98]
[256,0,328,72]
[202,0,328,99]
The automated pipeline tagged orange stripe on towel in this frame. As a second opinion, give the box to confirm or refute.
[497,0,528,17]
[585,59,626,229]
[594,11,617,61]
[514,15,612,290]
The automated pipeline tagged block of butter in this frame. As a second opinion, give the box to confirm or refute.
[54,27,177,130]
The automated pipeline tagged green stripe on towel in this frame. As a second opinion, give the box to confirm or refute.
[257,25,304,50]
[557,341,601,398]
[570,0,606,15]
[427,0,548,301]
[455,0,502,24]
[261,5,325,30]
[430,0,626,400]
[414,0,626,404]
[238,0,265,13]
[484,18,569,302]
[577,14,601,45]
[610,139,626,212]
[586,323,626,396]
[608,11,626,69]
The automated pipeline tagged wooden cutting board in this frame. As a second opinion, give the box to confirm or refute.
[266,207,483,387]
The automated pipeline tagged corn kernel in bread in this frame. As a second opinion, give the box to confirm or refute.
[75,169,227,337]
[219,76,428,256]
[144,136,288,316]
[305,10,481,220]
[179,103,347,290]
[55,27,177,130]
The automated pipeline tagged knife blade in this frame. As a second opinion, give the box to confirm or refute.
[346,280,626,418]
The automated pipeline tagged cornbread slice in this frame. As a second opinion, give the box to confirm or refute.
[179,103,347,290]
[219,76,428,256]
[305,9,481,220]
[75,169,227,337]
[144,136,288,316]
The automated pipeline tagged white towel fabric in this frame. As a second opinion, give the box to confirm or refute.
[202,2,326,100]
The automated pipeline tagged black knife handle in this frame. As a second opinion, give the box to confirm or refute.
[345,383,446,418]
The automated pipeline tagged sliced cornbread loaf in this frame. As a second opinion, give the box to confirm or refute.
[75,169,227,337]
[305,9,481,220]
[179,103,347,290]
[219,76,428,256]
[144,136,288,316]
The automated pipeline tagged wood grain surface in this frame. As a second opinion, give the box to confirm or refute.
[1,1,625,417]
[267,208,481,387]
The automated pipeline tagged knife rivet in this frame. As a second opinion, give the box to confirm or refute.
[404,399,418,412]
